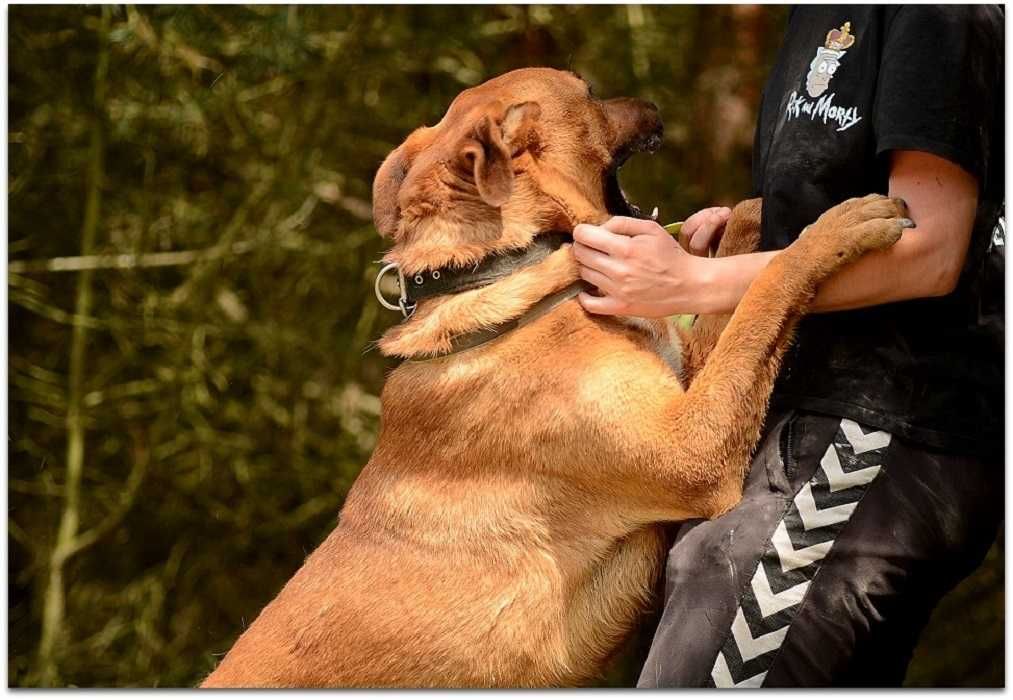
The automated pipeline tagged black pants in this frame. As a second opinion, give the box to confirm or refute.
[638,410,1002,687]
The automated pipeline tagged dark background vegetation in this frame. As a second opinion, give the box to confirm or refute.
[8,5,1002,688]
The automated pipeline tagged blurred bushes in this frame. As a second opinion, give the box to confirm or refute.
[7,4,1000,688]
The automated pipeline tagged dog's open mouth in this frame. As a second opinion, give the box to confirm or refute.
[604,128,664,220]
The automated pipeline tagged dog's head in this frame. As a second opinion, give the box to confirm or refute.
[373,67,663,274]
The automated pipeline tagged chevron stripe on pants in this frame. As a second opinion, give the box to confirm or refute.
[637,409,1001,688]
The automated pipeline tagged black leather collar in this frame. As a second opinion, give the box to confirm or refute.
[406,279,587,362]
[400,231,572,311]
[374,230,582,359]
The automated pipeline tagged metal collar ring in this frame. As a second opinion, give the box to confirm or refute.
[374,262,416,318]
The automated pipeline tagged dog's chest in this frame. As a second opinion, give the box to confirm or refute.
[616,316,683,377]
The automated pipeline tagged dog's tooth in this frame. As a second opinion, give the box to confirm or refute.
[650,206,659,221]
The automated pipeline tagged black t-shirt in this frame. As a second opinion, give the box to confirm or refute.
[752,5,1004,458]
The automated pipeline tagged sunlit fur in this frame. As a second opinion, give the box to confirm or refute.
[202,67,907,688]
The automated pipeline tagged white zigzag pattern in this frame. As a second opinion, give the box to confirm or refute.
[731,608,789,661]
[771,521,833,572]
[711,419,891,688]
[794,482,855,531]
[821,442,882,492]
[751,561,810,617]
[712,651,768,688]
[839,418,892,454]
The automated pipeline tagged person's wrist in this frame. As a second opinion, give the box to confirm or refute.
[698,252,778,315]
[682,254,720,315]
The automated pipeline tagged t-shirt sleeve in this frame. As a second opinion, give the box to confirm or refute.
[873,5,1003,181]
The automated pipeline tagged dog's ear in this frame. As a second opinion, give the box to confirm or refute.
[460,101,540,208]
[373,145,408,238]
[501,101,540,155]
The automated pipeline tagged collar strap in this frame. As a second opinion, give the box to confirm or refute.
[402,231,572,310]
[406,280,588,362]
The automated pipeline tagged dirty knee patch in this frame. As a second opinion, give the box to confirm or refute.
[707,418,891,688]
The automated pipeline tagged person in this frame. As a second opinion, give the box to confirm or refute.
[571,6,1004,687]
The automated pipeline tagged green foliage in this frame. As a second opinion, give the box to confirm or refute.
[8,5,1000,688]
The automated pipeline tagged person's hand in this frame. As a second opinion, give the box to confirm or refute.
[680,206,732,257]
[572,216,708,318]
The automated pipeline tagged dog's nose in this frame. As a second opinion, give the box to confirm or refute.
[641,101,663,135]
[603,97,664,144]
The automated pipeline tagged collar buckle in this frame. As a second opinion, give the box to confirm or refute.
[374,262,416,319]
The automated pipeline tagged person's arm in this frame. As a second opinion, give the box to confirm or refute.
[572,150,978,318]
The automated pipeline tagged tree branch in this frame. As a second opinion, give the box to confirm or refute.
[63,434,150,560]
[9,240,258,274]
[37,6,111,686]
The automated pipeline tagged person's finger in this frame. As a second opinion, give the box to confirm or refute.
[600,216,667,238]
[573,223,633,257]
[710,206,732,226]
[572,241,624,279]
[576,265,619,296]
[688,217,725,255]
[688,208,732,256]
[681,217,702,239]
[577,291,628,316]
[681,221,704,248]
[683,207,728,235]
[686,221,719,255]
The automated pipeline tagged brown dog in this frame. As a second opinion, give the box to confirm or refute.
[202,68,907,688]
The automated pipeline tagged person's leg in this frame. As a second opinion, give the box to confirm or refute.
[764,432,1002,686]
[638,409,1001,688]
[637,408,804,687]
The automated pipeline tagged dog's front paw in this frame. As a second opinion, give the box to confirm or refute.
[803,194,911,260]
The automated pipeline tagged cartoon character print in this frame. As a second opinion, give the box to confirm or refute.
[805,22,856,98]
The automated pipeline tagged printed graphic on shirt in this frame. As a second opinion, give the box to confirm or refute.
[784,21,862,133]
[805,22,855,98]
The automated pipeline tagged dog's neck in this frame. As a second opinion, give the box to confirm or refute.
[384,217,547,277]
[378,167,610,359]
[377,245,581,359]
[383,159,607,277]
[398,231,573,312]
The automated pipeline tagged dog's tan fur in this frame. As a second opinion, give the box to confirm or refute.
[202,68,907,688]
